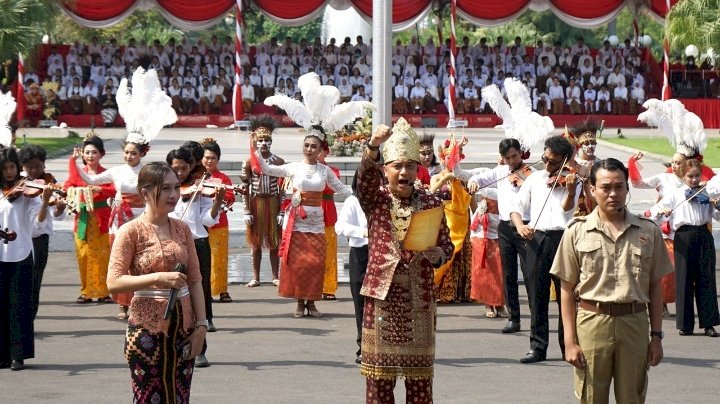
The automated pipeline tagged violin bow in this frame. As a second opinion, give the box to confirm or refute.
[532,156,568,229]
[670,184,708,214]
[476,159,543,190]
[179,171,211,221]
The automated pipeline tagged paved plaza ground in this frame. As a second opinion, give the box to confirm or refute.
[2,126,718,402]
[1,251,718,403]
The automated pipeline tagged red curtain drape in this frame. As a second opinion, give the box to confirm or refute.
[551,0,623,19]
[351,0,432,23]
[62,0,138,20]
[457,0,529,20]
[156,0,234,21]
[251,0,327,20]
[650,0,680,17]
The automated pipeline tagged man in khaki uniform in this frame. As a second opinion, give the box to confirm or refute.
[551,158,672,404]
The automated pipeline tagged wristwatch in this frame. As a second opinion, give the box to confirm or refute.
[195,320,209,329]
[650,331,664,339]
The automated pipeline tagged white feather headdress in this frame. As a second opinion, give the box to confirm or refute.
[482,78,553,155]
[117,67,177,145]
[638,98,707,158]
[0,90,17,148]
[264,72,374,141]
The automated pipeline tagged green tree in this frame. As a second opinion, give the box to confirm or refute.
[667,0,720,57]
[51,9,183,45]
[0,0,57,61]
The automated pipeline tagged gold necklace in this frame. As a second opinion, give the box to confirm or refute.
[390,194,413,241]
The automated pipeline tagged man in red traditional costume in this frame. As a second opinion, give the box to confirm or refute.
[358,117,454,403]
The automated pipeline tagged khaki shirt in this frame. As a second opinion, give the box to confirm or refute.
[550,210,673,303]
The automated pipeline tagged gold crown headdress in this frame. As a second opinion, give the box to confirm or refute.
[383,117,420,163]
[249,115,276,140]
[41,80,59,94]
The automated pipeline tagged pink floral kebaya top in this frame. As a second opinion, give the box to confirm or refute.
[108,215,201,335]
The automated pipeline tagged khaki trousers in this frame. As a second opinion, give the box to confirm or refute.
[574,308,649,404]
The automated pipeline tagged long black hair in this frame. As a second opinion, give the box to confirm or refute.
[0,147,22,188]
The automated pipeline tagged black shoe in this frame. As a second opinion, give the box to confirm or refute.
[355,356,362,364]
[501,321,520,334]
[195,354,210,368]
[679,329,694,336]
[519,350,546,364]
[704,327,719,337]
[207,320,217,333]
[10,360,24,371]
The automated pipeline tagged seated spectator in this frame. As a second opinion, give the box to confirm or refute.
[66,76,83,114]
[362,76,373,100]
[240,76,254,113]
[82,79,98,114]
[631,67,645,89]
[596,40,614,67]
[409,80,426,113]
[42,84,61,121]
[532,87,550,116]
[579,57,594,84]
[99,85,118,126]
[337,77,353,102]
[349,67,364,89]
[583,82,596,114]
[629,81,645,114]
[462,82,481,113]
[393,80,409,114]
[167,78,183,113]
[443,83,460,113]
[548,77,565,114]
[596,85,611,113]
[197,78,213,114]
[612,81,628,114]
[286,78,299,99]
[565,78,581,114]
[261,65,276,99]
[350,86,369,102]
[607,65,625,91]
[590,67,605,90]
[25,83,43,126]
[599,57,613,77]
[180,81,198,114]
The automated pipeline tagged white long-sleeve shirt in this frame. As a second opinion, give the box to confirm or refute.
[470,165,534,221]
[510,170,579,231]
[171,196,219,239]
[335,195,368,248]
[651,185,718,230]
[0,196,43,262]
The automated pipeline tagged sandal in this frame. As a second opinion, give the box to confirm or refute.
[117,306,128,320]
[306,302,322,318]
[496,306,509,318]
[485,305,497,319]
[322,294,337,301]
[76,295,92,304]
[272,279,280,286]
[219,292,233,303]
[246,280,260,288]
[97,296,113,304]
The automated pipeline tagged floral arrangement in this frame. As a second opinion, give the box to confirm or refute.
[327,107,373,157]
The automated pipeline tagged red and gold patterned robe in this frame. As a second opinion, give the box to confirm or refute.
[357,154,453,381]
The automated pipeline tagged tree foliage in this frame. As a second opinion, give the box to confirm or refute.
[0,0,56,61]
[667,0,720,56]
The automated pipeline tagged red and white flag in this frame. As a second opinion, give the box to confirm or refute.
[231,0,244,124]
[16,53,25,123]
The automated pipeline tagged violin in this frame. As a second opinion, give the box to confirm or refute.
[546,166,577,188]
[508,164,533,188]
[179,177,245,201]
[0,228,17,244]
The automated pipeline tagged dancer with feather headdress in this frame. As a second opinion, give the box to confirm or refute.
[468,78,553,333]
[70,67,177,320]
[632,98,715,315]
[260,72,370,317]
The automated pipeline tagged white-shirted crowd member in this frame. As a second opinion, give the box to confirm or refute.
[82,79,99,114]
[612,81,628,115]
[240,76,254,113]
[589,69,605,90]
[629,81,645,114]
[463,82,481,113]
[532,87,550,114]
[606,66,626,90]
[548,78,565,114]
[409,80,426,112]
[197,78,213,114]
[583,83,597,114]
[565,80,581,114]
[510,136,578,364]
[351,86,369,102]
[180,81,197,114]
[337,77,353,102]
[393,80,410,114]
[596,85,611,113]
